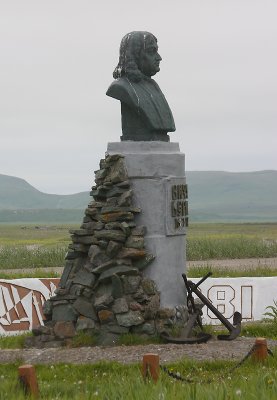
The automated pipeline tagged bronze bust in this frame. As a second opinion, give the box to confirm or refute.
[106,31,175,142]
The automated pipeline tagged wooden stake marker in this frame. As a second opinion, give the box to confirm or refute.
[18,364,39,398]
[252,337,268,363]
[142,353,160,383]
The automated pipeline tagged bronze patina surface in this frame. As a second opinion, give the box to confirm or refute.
[106,31,175,142]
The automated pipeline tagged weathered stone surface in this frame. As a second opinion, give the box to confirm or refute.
[99,265,138,283]
[82,287,93,298]
[94,282,113,298]
[69,284,84,297]
[94,294,114,311]
[39,334,56,342]
[125,236,144,249]
[68,243,90,253]
[81,221,104,230]
[73,269,95,287]
[105,187,128,198]
[144,294,160,320]
[131,226,146,236]
[96,332,120,346]
[65,250,83,260]
[52,304,78,322]
[59,261,74,289]
[104,324,129,334]
[89,245,110,266]
[53,321,75,338]
[85,207,99,216]
[112,298,128,314]
[116,180,130,188]
[133,288,149,303]
[132,321,156,335]
[69,229,95,236]
[141,278,157,295]
[94,230,126,242]
[111,274,123,299]
[105,222,130,235]
[106,240,123,257]
[24,336,45,348]
[157,308,175,319]
[92,260,117,274]
[106,157,128,183]
[129,302,144,312]
[122,276,141,294]
[73,297,97,320]
[116,310,144,327]
[106,197,118,206]
[98,309,114,324]
[118,190,132,207]
[100,211,134,222]
[99,158,106,169]
[94,168,107,183]
[32,325,53,336]
[98,240,109,249]
[76,316,96,331]
[117,247,146,259]
[133,253,155,270]
[43,340,65,349]
[71,235,96,245]
[42,300,53,317]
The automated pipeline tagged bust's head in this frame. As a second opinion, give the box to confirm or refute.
[113,31,162,82]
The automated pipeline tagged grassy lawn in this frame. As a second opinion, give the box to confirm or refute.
[1,355,277,399]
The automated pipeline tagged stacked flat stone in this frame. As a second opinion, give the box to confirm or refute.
[27,154,186,348]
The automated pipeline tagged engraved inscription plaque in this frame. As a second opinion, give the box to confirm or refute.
[165,177,188,236]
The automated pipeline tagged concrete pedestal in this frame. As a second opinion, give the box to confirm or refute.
[107,142,187,308]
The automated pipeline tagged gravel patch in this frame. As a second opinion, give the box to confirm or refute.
[1,337,276,365]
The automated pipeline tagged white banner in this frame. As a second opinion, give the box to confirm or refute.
[190,277,277,325]
[0,277,276,335]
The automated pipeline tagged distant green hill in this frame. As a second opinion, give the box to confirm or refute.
[186,170,277,222]
[0,174,90,209]
[0,171,276,223]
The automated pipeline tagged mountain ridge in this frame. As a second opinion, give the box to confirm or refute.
[0,171,276,222]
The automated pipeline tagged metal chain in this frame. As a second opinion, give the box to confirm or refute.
[160,343,274,384]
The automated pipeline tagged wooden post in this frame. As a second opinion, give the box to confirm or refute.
[142,353,160,383]
[252,337,268,363]
[18,364,39,398]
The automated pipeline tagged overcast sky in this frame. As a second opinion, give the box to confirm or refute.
[0,0,276,194]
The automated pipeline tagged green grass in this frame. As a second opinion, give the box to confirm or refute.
[0,333,32,349]
[241,322,277,340]
[0,269,60,279]
[0,223,276,272]
[187,266,277,278]
[1,356,277,399]
[0,246,67,270]
[187,236,277,260]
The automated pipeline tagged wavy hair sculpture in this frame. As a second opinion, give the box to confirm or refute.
[113,31,157,82]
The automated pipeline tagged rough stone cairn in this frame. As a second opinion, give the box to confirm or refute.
[29,154,186,347]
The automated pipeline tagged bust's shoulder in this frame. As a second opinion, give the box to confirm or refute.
[106,77,134,103]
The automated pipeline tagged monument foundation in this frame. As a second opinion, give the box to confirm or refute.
[107,141,187,307]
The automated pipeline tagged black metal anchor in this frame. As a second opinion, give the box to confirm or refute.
[183,272,242,341]
[161,272,242,344]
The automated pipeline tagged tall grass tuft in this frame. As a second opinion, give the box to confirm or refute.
[0,246,67,269]
[187,236,277,260]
